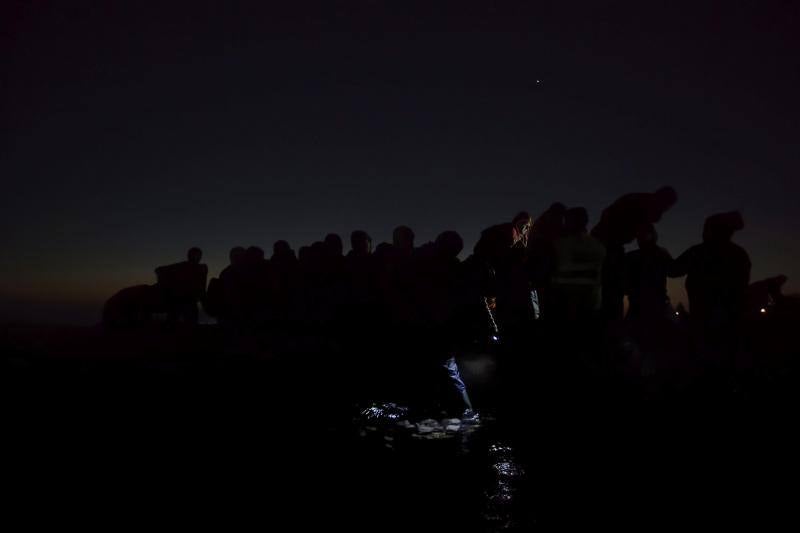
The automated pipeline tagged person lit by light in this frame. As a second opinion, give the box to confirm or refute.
[511,212,533,247]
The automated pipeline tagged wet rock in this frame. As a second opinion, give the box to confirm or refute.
[416,419,442,434]
[396,420,415,430]
[360,402,409,423]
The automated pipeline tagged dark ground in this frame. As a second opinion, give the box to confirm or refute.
[3,323,799,530]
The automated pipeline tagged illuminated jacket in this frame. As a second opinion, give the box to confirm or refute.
[552,233,606,310]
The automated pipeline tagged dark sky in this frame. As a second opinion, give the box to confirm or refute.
[2,1,799,324]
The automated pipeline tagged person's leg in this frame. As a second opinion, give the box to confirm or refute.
[442,356,474,415]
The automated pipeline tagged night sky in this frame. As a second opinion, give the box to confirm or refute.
[2,1,798,324]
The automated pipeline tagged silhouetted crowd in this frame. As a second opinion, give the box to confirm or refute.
[104,186,796,415]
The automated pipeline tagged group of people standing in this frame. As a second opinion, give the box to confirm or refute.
[104,185,758,414]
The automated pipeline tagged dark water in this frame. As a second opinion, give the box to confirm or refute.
[3,326,799,529]
[355,402,527,530]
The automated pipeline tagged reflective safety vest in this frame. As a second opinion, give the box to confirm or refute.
[552,234,606,287]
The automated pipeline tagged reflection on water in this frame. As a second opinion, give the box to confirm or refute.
[354,402,528,531]
[356,401,485,447]
[360,402,409,422]
[484,442,526,530]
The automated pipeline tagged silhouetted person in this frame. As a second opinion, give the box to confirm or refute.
[320,234,348,335]
[415,231,474,415]
[349,230,372,257]
[244,246,267,273]
[345,230,375,303]
[625,224,672,321]
[322,233,346,280]
[272,240,296,263]
[669,211,750,372]
[466,212,533,413]
[435,230,463,259]
[341,230,377,355]
[527,202,567,318]
[103,284,162,328]
[324,233,344,257]
[241,246,272,324]
[551,207,606,321]
[472,212,533,337]
[542,207,607,383]
[298,241,335,326]
[473,211,532,268]
[155,247,208,325]
[270,240,299,286]
[221,246,246,279]
[204,247,238,320]
[392,225,415,255]
[624,224,673,373]
[529,203,566,255]
[371,241,393,282]
[270,240,299,283]
[592,186,677,320]
[374,226,418,328]
[207,246,246,325]
[265,240,299,334]
[415,230,466,328]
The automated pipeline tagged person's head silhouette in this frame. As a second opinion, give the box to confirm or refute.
[350,230,372,255]
[703,211,744,243]
[245,246,265,263]
[392,226,415,252]
[229,246,246,265]
[324,233,344,257]
[187,247,203,264]
[273,240,292,257]
[435,231,464,259]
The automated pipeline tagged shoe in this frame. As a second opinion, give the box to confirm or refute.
[461,409,480,423]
